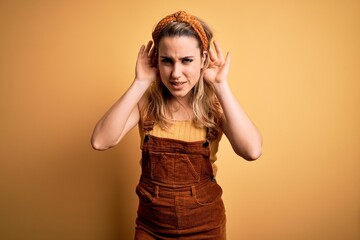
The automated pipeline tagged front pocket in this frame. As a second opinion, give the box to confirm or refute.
[194,182,223,206]
[136,184,155,205]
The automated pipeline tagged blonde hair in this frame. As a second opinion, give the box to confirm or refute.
[143,12,223,131]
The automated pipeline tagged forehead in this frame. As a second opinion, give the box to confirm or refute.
[158,36,201,57]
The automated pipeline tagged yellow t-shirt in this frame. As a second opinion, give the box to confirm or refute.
[139,120,222,176]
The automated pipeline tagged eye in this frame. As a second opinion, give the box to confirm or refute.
[160,58,173,64]
[182,58,193,64]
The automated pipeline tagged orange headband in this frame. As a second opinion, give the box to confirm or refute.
[152,11,209,51]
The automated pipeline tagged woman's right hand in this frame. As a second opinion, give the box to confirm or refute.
[135,41,158,84]
[91,41,157,150]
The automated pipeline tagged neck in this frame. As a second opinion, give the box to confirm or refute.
[167,97,193,121]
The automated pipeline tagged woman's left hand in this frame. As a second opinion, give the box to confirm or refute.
[203,41,231,85]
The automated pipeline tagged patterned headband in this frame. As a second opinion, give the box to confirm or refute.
[152,11,209,51]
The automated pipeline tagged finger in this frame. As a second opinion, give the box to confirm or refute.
[144,40,153,56]
[138,44,145,57]
[223,52,231,72]
[213,40,224,60]
[225,52,231,65]
[209,47,217,62]
[149,43,156,59]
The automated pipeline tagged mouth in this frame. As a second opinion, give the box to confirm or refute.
[170,81,186,86]
[170,81,186,90]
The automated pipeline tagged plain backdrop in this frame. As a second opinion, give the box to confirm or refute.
[0,0,359,239]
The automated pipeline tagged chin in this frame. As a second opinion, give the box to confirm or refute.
[170,91,191,98]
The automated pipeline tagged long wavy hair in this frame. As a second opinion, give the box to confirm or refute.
[142,17,223,131]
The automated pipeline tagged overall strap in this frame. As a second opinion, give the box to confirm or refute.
[142,115,155,142]
[142,115,155,132]
[207,127,220,141]
[203,118,221,147]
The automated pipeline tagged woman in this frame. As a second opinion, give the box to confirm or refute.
[91,11,262,239]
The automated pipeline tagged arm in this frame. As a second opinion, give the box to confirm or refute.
[215,81,262,160]
[91,41,157,150]
[204,41,262,160]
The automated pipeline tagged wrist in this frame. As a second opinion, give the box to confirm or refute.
[133,77,153,86]
[132,78,153,91]
[213,81,230,93]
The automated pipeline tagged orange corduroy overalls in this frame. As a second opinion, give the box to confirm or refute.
[135,117,226,239]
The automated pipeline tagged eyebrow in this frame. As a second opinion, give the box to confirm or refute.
[160,56,195,60]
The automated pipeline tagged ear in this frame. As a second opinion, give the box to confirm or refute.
[201,51,208,68]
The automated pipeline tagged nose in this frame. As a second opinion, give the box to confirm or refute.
[171,62,182,79]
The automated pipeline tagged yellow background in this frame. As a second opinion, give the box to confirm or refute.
[1,0,359,239]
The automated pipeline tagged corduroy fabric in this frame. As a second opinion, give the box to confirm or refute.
[135,119,226,239]
[138,119,223,176]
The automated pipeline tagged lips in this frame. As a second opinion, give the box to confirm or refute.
[170,81,186,90]
[171,82,186,86]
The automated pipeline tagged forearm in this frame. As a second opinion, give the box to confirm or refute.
[214,81,262,160]
[91,79,151,150]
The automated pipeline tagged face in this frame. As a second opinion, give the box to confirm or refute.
[157,36,206,100]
